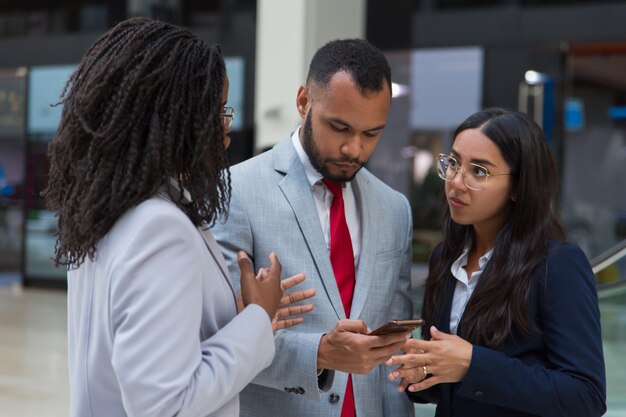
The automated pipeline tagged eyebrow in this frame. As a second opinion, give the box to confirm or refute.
[450,149,496,167]
[328,116,386,132]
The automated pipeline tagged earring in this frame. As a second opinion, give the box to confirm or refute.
[512,194,519,202]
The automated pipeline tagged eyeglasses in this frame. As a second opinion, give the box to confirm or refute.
[436,153,511,191]
[220,106,235,132]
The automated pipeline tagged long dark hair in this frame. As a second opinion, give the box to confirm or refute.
[422,108,565,347]
[43,17,231,267]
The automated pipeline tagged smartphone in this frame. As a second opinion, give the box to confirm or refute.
[368,319,424,336]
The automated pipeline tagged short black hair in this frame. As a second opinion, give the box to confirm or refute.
[306,38,391,95]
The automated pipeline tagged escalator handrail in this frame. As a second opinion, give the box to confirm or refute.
[590,239,626,299]
[590,238,626,275]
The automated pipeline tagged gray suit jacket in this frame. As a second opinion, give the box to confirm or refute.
[211,138,415,417]
[67,194,275,417]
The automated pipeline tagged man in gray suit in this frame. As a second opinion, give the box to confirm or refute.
[212,39,415,417]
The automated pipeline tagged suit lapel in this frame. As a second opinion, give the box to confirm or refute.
[274,139,345,320]
[162,180,238,305]
[349,173,378,320]
[199,227,237,303]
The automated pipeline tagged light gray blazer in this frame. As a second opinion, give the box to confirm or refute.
[211,138,415,417]
[67,194,275,417]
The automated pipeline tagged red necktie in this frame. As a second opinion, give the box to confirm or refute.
[322,179,356,417]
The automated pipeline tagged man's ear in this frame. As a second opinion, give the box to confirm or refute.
[296,85,310,119]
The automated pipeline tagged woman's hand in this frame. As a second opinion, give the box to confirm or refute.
[238,251,282,320]
[386,326,473,392]
[236,256,315,331]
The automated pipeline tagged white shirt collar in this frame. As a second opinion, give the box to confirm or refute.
[451,241,493,283]
[291,127,326,188]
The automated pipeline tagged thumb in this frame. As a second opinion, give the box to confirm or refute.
[237,251,255,283]
[430,325,451,340]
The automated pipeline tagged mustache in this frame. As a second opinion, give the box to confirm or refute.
[329,158,364,166]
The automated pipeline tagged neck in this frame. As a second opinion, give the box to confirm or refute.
[472,225,500,257]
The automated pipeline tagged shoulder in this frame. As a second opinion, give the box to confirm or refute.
[118,196,194,230]
[545,241,592,271]
[229,137,293,179]
[229,148,274,175]
[539,240,595,293]
[104,196,200,254]
[357,168,410,205]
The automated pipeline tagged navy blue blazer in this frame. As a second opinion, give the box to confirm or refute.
[408,242,606,417]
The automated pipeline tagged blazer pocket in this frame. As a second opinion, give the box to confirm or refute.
[375,246,403,261]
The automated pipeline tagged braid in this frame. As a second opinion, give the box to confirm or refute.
[44,17,231,267]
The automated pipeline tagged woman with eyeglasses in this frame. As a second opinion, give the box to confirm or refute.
[386,108,606,417]
[44,17,314,417]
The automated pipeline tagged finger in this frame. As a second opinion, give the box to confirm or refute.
[369,331,412,348]
[237,251,255,282]
[267,252,282,280]
[407,375,439,392]
[280,273,307,291]
[274,317,305,331]
[388,366,425,386]
[385,352,426,366]
[280,288,316,306]
[429,325,451,340]
[397,377,412,392]
[336,319,370,334]
[256,267,269,280]
[275,303,314,319]
[403,338,430,352]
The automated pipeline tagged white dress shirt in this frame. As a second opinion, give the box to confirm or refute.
[449,243,493,334]
[291,128,362,272]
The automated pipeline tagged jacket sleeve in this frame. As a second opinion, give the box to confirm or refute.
[108,208,275,417]
[455,243,606,417]
[405,243,443,405]
[382,195,416,416]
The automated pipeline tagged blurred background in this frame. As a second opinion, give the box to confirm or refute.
[0,0,625,416]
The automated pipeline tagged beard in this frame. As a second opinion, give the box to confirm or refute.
[301,109,363,183]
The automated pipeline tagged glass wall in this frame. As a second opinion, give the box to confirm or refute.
[0,68,26,287]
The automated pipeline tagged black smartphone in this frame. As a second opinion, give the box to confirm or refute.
[368,319,424,336]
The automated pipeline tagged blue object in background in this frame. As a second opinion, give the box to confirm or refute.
[0,164,15,197]
[565,98,585,131]
[608,106,626,120]
[542,78,554,145]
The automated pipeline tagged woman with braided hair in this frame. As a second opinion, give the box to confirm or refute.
[44,17,314,417]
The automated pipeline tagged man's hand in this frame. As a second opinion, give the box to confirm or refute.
[317,320,410,374]
[238,251,282,320]
[236,264,315,331]
[272,273,315,331]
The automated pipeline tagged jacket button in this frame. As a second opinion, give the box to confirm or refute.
[474,390,484,397]
[329,393,340,404]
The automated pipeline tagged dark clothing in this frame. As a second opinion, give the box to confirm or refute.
[408,242,606,417]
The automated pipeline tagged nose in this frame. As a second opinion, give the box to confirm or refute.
[340,135,362,160]
[449,167,468,190]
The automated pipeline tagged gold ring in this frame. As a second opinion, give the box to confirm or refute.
[422,365,429,377]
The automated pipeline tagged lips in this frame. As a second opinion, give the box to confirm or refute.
[334,162,360,172]
[448,196,468,208]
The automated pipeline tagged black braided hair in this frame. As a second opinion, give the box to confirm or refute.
[43,17,231,267]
